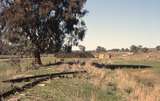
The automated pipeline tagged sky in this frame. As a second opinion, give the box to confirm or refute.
[76,0,160,50]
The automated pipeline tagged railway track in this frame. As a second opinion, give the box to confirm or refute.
[92,62,152,70]
[0,71,86,100]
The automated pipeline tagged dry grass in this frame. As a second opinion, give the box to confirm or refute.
[82,60,160,101]
[1,54,160,101]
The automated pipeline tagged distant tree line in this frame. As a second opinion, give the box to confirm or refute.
[129,45,149,53]
[95,45,160,53]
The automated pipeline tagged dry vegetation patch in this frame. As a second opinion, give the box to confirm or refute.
[82,60,160,101]
[1,56,160,101]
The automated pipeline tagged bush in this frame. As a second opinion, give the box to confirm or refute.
[141,47,149,53]
[130,45,139,53]
[96,46,106,52]
[156,46,160,51]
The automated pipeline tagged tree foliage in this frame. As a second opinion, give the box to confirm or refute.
[0,0,87,64]
[156,45,160,51]
[96,46,106,52]
[130,45,139,53]
[130,45,149,53]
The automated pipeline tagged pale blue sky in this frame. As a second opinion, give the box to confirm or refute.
[78,0,160,50]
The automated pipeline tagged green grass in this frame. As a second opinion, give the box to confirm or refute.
[16,78,120,101]
[0,56,57,96]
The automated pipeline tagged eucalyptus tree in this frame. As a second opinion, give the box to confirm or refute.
[0,0,87,65]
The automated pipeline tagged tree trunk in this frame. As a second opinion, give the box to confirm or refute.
[33,49,42,65]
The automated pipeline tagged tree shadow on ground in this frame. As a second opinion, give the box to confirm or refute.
[92,62,152,70]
